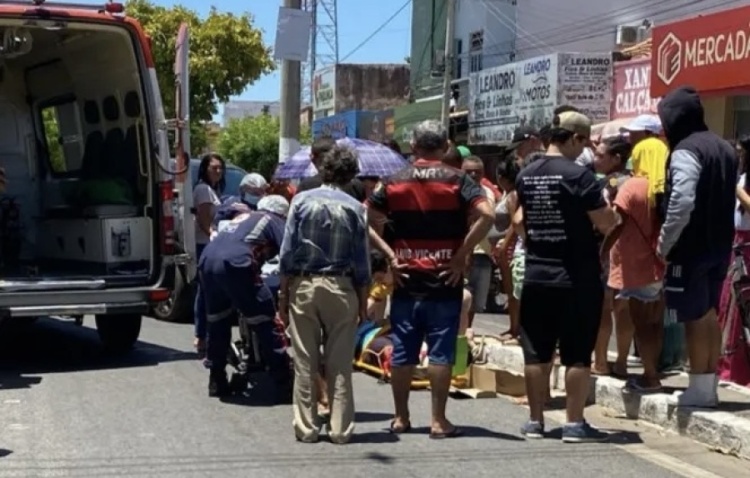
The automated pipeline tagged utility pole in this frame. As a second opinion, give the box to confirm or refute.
[279,0,302,163]
[440,0,456,133]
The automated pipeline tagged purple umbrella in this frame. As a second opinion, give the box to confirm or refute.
[274,138,408,180]
[337,137,408,177]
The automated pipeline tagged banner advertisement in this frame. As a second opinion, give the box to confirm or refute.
[312,111,357,139]
[312,66,336,114]
[612,58,660,119]
[469,52,610,144]
[469,62,519,144]
[557,52,612,123]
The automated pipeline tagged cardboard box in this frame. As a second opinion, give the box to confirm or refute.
[470,364,526,397]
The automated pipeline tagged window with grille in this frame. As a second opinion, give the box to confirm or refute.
[469,30,483,73]
[454,38,463,79]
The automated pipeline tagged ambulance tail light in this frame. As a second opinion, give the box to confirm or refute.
[159,180,175,255]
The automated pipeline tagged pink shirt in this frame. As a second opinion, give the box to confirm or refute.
[608,177,665,290]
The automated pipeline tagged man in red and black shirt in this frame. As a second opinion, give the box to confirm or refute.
[367,119,493,438]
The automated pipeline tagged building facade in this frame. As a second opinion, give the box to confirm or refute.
[410,0,737,106]
[312,64,410,120]
[222,100,281,125]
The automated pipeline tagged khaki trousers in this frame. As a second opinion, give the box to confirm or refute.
[289,276,358,443]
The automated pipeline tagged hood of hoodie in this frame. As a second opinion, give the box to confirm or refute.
[657,86,708,149]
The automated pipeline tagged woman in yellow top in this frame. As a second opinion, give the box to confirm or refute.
[620,114,669,207]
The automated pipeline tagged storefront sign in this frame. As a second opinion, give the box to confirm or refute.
[312,66,336,114]
[652,5,750,97]
[557,53,612,123]
[469,52,610,144]
[312,111,357,139]
[469,62,519,144]
[611,58,659,119]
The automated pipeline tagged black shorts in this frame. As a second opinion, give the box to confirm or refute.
[519,283,604,367]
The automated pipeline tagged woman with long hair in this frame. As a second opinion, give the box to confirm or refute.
[717,135,750,387]
[193,153,225,356]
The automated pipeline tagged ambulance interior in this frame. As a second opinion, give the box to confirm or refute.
[0,21,156,283]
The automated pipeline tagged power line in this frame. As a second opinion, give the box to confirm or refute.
[339,0,411,63]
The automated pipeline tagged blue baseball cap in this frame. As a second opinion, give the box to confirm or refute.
[619,114,662,134]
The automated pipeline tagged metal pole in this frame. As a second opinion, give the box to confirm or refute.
[309,0,317,106]
[440,0,456,132]
[279,0,302,163]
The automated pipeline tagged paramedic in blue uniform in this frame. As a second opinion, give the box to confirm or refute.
[200,195,291,399]
[218,173,268,210]
[211,173,269,237]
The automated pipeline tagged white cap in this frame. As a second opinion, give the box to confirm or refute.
[257,195,289,217]
[619,114,662,134]
[240,173,267,189]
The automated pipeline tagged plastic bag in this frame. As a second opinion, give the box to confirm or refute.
[659,309,685,372]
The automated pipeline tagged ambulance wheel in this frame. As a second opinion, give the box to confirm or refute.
[96,314,142,354]
[230,373,248,393]
[152,266,194,323]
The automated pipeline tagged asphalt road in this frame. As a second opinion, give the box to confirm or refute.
[0,315,744,478]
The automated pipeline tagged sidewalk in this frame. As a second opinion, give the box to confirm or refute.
[471,319,750,461]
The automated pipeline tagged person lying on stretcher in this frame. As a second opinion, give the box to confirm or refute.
[367,249,471,334]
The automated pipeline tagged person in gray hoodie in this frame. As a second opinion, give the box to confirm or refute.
[657,86,738,408]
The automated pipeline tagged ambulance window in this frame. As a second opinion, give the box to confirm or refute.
[41,101,84,175]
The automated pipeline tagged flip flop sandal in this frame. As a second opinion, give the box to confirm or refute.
[429,427,463,439]
[388,420,412,434]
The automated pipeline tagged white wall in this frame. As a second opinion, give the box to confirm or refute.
[454,0,516,79]
[514,0,738,60]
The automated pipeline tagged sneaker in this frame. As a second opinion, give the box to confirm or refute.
[561,421,609,443]
[208,370,230,397]
[520,420,545,439]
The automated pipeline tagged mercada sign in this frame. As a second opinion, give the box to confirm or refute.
[651,4,750,97]
[612,58,659,119]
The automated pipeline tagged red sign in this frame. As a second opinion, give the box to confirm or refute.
[651,4,750,98]
[612,58,659,119]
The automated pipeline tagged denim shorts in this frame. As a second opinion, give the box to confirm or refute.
[389,295,462,367]
[616,281,662,303]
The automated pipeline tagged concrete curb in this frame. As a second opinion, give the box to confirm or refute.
[483,342,750,461]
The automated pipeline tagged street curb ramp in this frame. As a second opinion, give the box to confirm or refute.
[483,342,750,461]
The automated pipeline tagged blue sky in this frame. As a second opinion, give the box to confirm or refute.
[142,0,412,115]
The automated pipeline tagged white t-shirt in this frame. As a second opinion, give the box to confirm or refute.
[736,174,750,231]
[193,182,221,244]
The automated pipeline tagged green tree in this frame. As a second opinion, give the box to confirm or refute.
[125,0,273,152]
[218,115,312,179]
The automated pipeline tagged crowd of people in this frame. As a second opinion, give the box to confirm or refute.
[186,84,750,445]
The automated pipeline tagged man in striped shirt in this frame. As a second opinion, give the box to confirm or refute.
[279,145,371,444]
[367,120,494,439]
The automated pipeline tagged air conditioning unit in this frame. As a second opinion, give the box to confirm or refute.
[636,26,651,42]
[615,25,639,46]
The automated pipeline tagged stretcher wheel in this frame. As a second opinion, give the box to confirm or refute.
[229,372,248,393]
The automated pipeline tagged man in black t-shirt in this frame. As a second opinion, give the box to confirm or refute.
[514,111,619,443]
[296,136,367,201]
